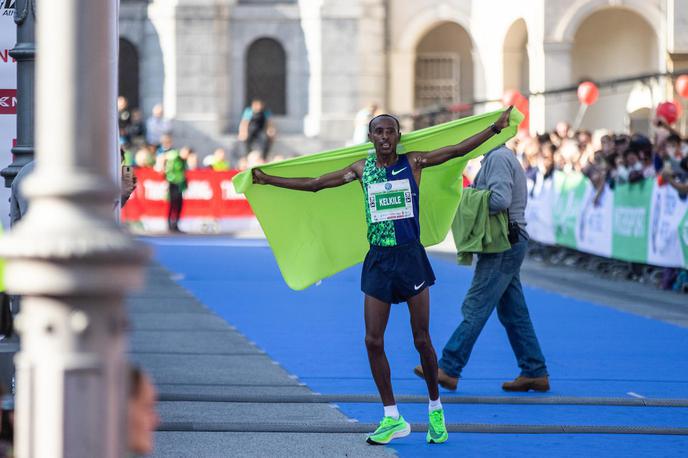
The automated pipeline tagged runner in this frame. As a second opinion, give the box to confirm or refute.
[252,107,513,445]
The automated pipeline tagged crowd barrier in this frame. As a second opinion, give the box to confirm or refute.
[525,171,688,269]
[122,168,688,269]
[121,168,258,233]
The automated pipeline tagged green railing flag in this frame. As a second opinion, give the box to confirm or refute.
[233,108,524,290]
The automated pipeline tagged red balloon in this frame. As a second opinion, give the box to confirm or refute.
[515,96,528,114]
[577,81,599,106]
[672,100,683,121]
[656,101,682,125]
[676,75,688,99]
[502,89,524,107]
[502,90,529,131]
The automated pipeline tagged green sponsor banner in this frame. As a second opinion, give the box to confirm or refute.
[612,180,654,263]
[553,171,587,248]
[375,191,405,210]
[681,210,688,267]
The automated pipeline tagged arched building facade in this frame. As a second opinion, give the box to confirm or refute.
[119,0,688,153]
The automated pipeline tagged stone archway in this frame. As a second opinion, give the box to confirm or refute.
[245,37,287,115]
[503,18,529,95]
[118,37,140,109]
[571,7,659,131]
[414,22,474,110]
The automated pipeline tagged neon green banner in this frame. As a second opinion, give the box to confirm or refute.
[233,109,524,290]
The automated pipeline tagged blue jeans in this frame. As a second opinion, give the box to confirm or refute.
[439,236,548,378]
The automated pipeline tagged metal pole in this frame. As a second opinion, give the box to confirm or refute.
[0,0,148,456]
[0,0,35,187]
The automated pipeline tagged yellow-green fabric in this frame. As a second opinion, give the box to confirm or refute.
[452,187,511,265]
[233,108,524,290]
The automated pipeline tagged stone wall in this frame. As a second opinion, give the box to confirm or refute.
[120,0,688,155]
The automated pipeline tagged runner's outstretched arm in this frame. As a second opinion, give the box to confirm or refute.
[252,161,363,192]
[410,106,513,169]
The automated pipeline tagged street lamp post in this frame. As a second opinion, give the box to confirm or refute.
[0,0,148,456]
[0,0,35,187]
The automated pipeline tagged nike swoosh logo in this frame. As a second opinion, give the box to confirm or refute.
[391,167,407,176]
[373,425,398,435]
[429,427,443,439]
[371,422,406,437]
[414,281,425,291]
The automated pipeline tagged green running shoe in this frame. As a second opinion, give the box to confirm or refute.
[426,408,448,444]
[366,415,411,445]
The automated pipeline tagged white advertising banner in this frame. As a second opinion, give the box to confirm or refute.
[575,184,613,258]
[0,4,16,229]
[524,173,557,245]
[647,182,688,267]
[526,171,688,269]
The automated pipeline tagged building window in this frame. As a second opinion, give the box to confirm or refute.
[414,53,460,109]
[118,38,140,109]
[245,38,287,115]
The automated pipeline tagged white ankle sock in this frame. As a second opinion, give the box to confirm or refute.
[383,404,400,419]
[428,398,442,412]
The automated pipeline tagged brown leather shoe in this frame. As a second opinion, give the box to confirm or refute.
[502,375,550,392]
[413,365,458,391]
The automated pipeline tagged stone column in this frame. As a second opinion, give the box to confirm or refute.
[300,0,324,137]
[0,0,148,456]
[148,0,234,154]
[1,0,36,187]
[301,0,386,141]
[529,40,574,133]
[387,50,414,116]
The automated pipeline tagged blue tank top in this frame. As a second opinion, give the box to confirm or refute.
[361,154,421,246]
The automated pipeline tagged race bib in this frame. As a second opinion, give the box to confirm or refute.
[367,179,414,222]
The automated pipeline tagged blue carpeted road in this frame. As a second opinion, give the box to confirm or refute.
[146,236,688,457]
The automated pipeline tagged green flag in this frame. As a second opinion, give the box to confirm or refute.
[233,109,524,290]
[612,180,654,263]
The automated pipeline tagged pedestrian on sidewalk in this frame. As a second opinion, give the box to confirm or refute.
[415,145,549,392]
[251,107,513,446]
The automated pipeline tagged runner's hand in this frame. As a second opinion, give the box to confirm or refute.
[252,168,267,185]
[495,106,513,131]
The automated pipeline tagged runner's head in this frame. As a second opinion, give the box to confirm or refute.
[368,114,401,157]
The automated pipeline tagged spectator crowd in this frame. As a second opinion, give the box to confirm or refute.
[117,96,282,175]
[507,120,688,202]
[118,94,688,293]
[504,118,688,293]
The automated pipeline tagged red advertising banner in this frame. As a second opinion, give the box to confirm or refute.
[0,5,16,229]
[0,88,15,115]
[122,168,257,233]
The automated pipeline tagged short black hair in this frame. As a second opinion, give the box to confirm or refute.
[629,134,652,154]
[667,133,682,144]
[368,114,400,133]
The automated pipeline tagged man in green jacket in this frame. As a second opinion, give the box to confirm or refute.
[164,147,187,232]
[415,145,549,392]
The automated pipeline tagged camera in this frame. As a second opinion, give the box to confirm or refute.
[508,220,520,244]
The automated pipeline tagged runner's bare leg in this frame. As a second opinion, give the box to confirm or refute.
[407,288,440,400]
[364,295,395,406]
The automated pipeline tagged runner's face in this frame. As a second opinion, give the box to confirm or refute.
[369,117,400,156]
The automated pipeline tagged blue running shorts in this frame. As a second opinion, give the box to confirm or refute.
[361,240,436,304]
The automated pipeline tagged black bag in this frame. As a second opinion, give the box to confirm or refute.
[0,293,13,339]
[507,210,520,244]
